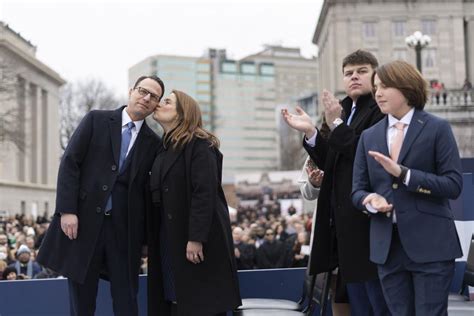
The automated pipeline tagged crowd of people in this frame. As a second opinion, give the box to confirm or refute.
[0,197,315,282]
[0,214,55,280]
[231,203,313,270]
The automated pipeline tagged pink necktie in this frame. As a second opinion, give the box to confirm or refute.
[390,122,406,162]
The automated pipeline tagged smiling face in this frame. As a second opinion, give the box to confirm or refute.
[373,74,411,119]
[153,92,178,132]
[127,78,163,121]
[342,63,374,101]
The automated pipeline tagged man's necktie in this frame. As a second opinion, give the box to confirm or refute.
[105,122,135,212]
[119,122,135,171]
[390,122,406,162]
[346,106,356,125]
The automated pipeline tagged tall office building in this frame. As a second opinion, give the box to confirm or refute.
[209,46,318,177]
[0,22,65,216]
[129,46,318,177]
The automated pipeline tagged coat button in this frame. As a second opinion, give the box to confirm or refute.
[392,183,398,189]
[164,187,169,192]
[96,207,102,213]
[111,165,117,171]
[102,185,108,191]
[167,213,172,220]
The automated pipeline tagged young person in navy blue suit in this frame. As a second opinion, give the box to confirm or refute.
[352,60,463,316]
[37,75,164,315]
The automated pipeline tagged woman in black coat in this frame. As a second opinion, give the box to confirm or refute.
[147,90,241,316]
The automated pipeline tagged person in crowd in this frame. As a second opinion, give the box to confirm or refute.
[36,75,164,316]
[0,233,8,247]
[352,60,463,316]
[147,90,241,316]
[233,227,256,270]
[463,78,472,104]
[8,244,42,279]
[256,228,286,269]
[281,50,389,315]
[0,259,7,280]
[2,266,18,280]
[290,231,310,268]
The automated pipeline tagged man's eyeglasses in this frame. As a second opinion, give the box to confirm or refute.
[265,232,274,236]
[135,87,161,103]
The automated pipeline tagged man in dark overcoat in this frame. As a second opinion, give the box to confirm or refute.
[37,75,164,315]
[282,50,389,315]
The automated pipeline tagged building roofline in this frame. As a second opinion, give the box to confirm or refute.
[0,40,66,85]
[0,21,37,52]
[312,0,331,45]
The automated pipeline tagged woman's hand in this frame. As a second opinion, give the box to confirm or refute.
[186,241,204,264]
[307,167,324,188]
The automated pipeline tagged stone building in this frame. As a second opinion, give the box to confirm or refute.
[312,0,474,157]
[0,22,65,216]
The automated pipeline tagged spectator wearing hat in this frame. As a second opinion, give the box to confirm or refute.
[8,245,41,279]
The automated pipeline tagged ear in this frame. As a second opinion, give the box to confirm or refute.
[129,88,133,98]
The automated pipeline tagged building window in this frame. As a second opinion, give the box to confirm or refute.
[393,21,406,37]
[260,64,274,76]
[21,201,26,215]
[392,49,407,61]
[241,63,256,74]
[421,19,436,35]
[221,61,237,73]
[422,48,436,68]
[363,22,376,38]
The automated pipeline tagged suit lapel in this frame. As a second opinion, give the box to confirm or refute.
[398,109,427,163]
[375,117,390,156]
[108,107,124,166]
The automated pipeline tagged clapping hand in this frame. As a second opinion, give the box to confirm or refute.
[363,193,393,213]
[368,151,402,177]
[322,90,342,128]
[281,106,316,139]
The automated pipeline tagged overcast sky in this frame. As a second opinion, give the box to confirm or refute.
[0,0,323,98]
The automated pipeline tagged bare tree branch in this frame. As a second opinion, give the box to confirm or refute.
[0,60,25,152]
[59,78,121,151]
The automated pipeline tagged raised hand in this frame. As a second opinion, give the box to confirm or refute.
[281,106,316,138]
[368,151,402,177]
[322,89,342,127]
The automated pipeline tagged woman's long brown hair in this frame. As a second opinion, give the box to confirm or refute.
[164,89,220,149]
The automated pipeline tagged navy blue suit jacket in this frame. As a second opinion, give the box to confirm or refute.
[352,109,463,264]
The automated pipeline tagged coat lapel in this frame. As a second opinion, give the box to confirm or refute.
[161,143,184,182]
[398,109,428,164]
[108,107,124,166]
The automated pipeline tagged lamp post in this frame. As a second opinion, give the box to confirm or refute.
[405,31,431,73]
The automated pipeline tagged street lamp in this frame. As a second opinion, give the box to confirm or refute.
[405,31,431,73]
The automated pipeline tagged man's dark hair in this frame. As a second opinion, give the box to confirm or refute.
[342,50,379,72]
[133,75,165,101]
